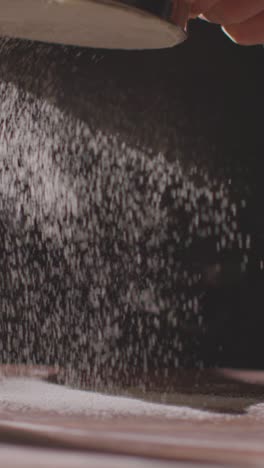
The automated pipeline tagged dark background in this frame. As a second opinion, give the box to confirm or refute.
[0,19,264,384]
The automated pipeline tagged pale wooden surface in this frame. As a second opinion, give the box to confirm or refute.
[1,367,264,467]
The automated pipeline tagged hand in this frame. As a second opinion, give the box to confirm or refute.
[187,0,264,45]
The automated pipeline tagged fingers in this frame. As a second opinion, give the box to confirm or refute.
[188,0,264,45]
[223,10,264,45]
[187,0,220,18]
[201,0,264,25]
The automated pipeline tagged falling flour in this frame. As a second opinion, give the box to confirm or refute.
[0,36,262,388]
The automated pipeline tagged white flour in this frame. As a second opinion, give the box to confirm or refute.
[0,377,224,420]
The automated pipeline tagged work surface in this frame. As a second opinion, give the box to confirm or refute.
[1,367,264,467]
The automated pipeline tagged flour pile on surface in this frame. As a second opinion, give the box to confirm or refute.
[0,377,226,420]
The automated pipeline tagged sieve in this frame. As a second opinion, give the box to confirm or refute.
[0,0,189,50]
